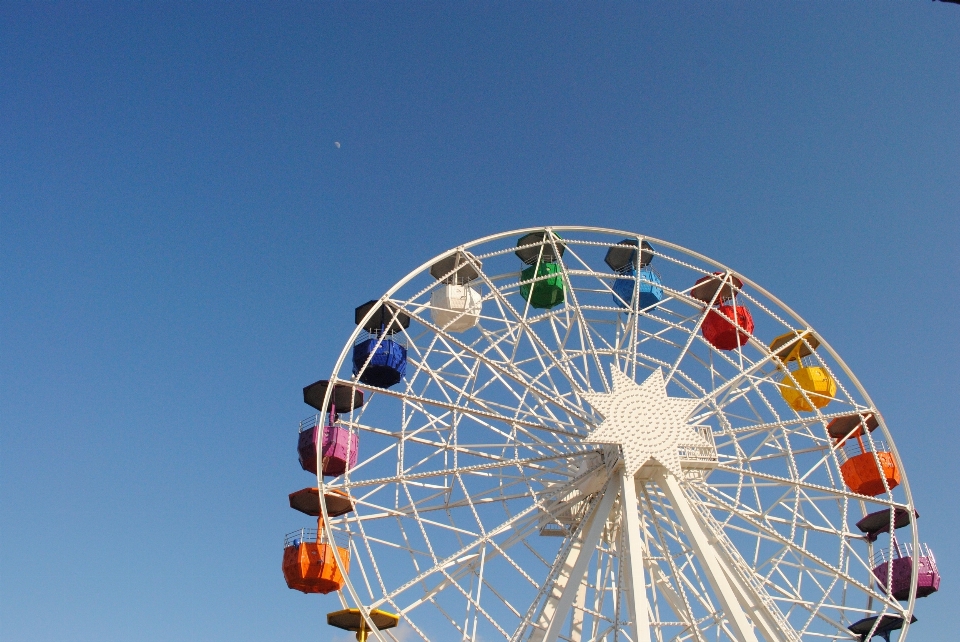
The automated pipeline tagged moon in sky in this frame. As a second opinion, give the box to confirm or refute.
[334,141,341,148]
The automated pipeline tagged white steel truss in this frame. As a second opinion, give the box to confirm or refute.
[308,227,919,642]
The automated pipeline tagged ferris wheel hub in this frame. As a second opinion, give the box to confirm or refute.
[581,368,710,478]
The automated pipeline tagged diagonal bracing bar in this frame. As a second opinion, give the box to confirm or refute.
[671,482,798,641]
[529,473,620,642]
[657,472,760,642]
[714,546,798,642]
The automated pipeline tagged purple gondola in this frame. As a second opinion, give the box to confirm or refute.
[297,380,363,477]
[872,541,940,601]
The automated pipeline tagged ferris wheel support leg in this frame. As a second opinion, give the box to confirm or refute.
[569,579,587,642]
[657,473,760,642]
[532,474,620,642]
[714,545,795,642]
[621,470,652,642]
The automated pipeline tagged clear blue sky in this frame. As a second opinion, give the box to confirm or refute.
[2,3,958,641]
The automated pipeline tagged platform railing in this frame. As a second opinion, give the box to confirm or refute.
[354,329,408,348]
[300,412,354,433]
[872,541,936,567]
[283,528,349,549]
[611,263,663,278]
[678,425,719,467]
[299,414,322,433]
[837,439,890,463]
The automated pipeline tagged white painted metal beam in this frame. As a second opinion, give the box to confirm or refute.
[644,557,704,641]
[531,474,620,642]
[657,472,760,642]
[674,485,795,641]
[569,578,587,642]
[620,471,652,642]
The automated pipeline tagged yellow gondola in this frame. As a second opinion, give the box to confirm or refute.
[769,330,836,412]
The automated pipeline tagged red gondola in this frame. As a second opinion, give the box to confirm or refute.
[693,272,754,351]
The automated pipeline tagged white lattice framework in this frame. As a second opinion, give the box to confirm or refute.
[311,227,919,642]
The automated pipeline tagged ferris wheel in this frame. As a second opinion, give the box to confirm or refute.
[280,227,939,642]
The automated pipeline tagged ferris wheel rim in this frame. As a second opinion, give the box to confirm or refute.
[309,226,919,641]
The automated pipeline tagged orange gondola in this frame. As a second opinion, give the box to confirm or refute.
[282,527,349,594]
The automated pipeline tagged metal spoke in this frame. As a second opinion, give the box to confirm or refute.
[301,228,919,642]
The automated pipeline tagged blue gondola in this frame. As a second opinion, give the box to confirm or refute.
[612,266,663,310]
[605,239,662,310]
[351,300,410,389]
[352,332,407,388]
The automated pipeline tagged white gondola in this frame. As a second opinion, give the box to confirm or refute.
[428,251,482,332]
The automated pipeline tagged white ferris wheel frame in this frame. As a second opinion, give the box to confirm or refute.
[307,226,919,642]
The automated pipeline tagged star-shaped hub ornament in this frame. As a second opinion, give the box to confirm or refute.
[582,368,708,478]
